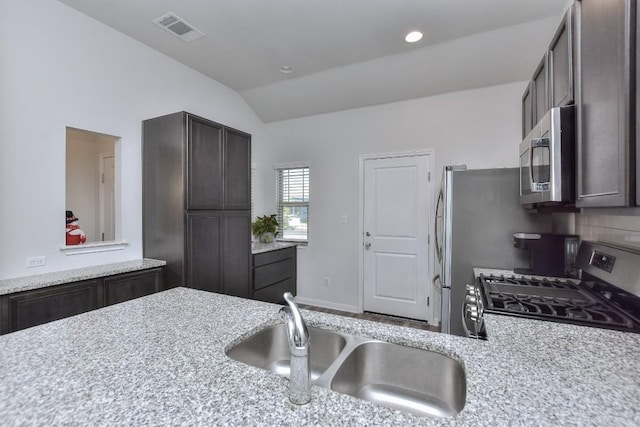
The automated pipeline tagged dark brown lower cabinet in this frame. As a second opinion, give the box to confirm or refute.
[252,247,297,304]
[104,268,164,306]
[0,267,163,334]
[0,279,102,334]
[187,211,251,298]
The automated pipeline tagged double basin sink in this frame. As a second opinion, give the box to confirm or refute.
[225,324,466,418]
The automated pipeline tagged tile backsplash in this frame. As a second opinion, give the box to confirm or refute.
[575,212,640,249]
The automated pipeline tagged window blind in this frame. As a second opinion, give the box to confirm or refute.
[276,167,309,242]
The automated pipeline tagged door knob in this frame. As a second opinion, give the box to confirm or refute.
[365,242,372,249]
[365,231,371,236]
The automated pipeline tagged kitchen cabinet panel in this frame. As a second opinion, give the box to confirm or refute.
[222,212,252,298]
[532,55,548,125]
[104,268,164,306]
[188,116,223,210]
[224,128,251,210]
[576,0,636,207]
[187,213,222,293]
[143,112,252,292]
[252,247,296,304]
[187,211,251,297]
[549,7,575,107]
[1,279,102,334]
[253,278,295,304]
[521,82,534,139]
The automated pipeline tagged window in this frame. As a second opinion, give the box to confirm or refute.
[276,166,309,242]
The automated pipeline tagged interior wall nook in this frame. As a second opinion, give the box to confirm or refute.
[65,127,118,244]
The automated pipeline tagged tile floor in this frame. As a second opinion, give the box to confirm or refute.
[298,304,439,332]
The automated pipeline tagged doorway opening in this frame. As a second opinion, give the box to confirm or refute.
[359,151,435,323]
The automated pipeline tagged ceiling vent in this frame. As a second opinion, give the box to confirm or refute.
[153,12,204,42]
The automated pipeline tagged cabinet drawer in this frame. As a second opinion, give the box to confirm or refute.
[1,279,102,334]
[253,247,295,267]
[254,257,295,291]
[252,278,296,304]
[104,268,163,306]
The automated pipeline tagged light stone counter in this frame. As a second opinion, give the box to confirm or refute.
[251,241,298,254]
[0,259,166,295]
[0,287,638,426]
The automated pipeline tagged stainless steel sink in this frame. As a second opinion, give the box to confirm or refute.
[225,324,347,380]
[226,324,466,418]
[327,341,466,418]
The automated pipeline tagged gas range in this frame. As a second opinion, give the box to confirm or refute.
[471,241,640,335]
[479,274,640,333]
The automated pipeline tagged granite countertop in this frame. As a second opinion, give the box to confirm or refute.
[252,241,298,254]
[0,258,166,296]
[0,288,638,426]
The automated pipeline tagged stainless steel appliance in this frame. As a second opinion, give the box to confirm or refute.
[433,166,552,338]
[513,232,579,277]
[519,105,575,206]
[475,241,640,334]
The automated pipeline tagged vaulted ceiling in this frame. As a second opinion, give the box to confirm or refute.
[58,0,572,122]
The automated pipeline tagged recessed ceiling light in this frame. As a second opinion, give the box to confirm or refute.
[279,65,293,74]
[405,31,423,43]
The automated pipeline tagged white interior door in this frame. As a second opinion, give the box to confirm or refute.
[363,154,431,321]
[99,154,115,241]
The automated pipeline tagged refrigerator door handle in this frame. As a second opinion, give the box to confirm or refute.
[434,189,443,264]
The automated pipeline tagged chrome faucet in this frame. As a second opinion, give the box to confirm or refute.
[279,292,311,405]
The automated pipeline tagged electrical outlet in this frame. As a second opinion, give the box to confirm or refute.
[324,277,330,287]
[25,256,46,268]
[341,214,348,224]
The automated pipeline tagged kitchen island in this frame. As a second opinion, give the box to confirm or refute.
[0,288,638,426]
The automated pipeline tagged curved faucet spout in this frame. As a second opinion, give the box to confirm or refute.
[279,292,311,405]
[281,292,309,349]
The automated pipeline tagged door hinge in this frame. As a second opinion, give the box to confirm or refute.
[427,296,430,306]
[428,172,431,182]
[101,173,105,184]
[427,234,430,244]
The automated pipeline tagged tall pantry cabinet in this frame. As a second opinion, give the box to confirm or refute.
[143,112,252,297]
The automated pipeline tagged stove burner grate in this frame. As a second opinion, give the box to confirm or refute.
[479,274,639,332]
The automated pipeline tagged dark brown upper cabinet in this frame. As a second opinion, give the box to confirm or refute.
[532,54,549,126]
[549,6,575,108]
[575,0,636,207]
[522,6,576,139]
[187,116,223,209]
[187,116,251,210]
[522,82,534,139]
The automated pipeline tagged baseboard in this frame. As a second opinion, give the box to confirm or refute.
[294,296,359,314]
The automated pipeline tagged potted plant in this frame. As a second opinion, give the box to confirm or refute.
[251,214,279,243]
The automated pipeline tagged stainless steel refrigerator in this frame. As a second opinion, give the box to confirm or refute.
[433,166,552,337]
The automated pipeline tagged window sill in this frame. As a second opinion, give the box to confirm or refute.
[60,240,129,255]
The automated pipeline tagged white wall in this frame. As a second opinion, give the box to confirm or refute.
[0,0,264,279]
[255,82,526,311]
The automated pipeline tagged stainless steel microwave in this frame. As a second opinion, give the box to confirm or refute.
[519,106,575,206]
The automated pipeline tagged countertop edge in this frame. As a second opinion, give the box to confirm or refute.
[0,258,166,295]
